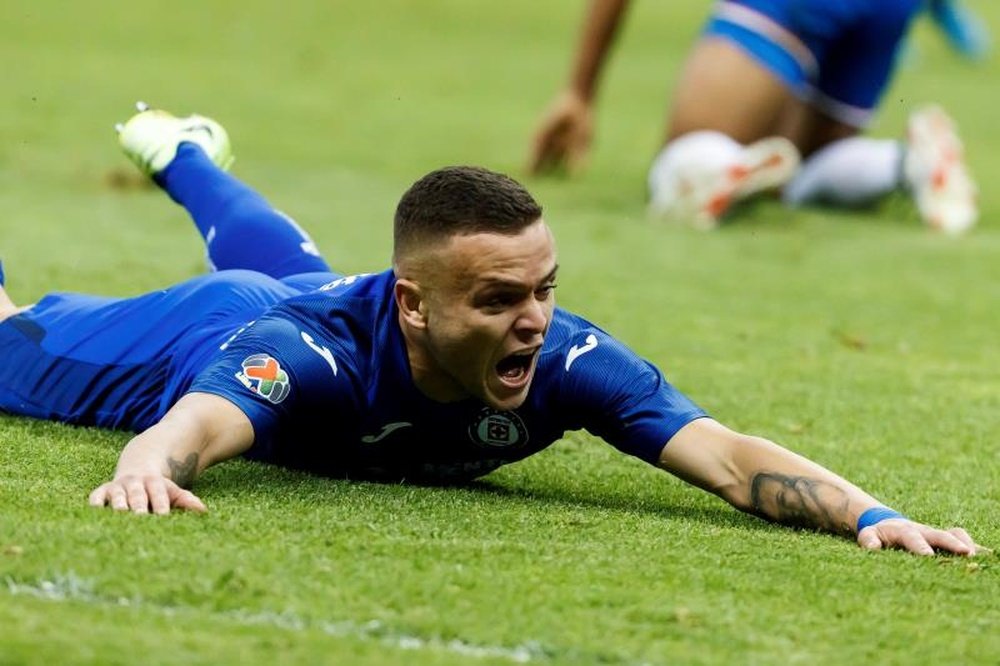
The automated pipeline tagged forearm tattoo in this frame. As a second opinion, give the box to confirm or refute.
[167,452,199,488]
[749,472,854,536]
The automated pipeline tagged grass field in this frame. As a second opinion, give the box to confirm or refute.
[2,2,999,664]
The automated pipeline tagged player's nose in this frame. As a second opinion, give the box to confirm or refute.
[514,296,549,338]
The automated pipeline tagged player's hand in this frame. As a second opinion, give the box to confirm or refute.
[857,518,987,556]
[88,475,207,515]
[528,90,594,176]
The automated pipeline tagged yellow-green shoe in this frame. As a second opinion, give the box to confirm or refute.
[115,101,235,177]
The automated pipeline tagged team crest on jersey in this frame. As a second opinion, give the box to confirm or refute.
[235,354,290,404]
[468,408,528,449]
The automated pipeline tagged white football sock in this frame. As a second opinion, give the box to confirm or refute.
[782,137,904,208]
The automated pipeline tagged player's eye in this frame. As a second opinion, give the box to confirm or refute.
[536,283,557,299]
[480,292,518,309]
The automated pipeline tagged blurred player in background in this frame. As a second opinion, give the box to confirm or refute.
[529,0,988,232]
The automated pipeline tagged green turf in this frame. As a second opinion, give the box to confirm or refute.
[1,2,998,664]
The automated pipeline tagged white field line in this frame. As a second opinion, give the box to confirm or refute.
[5,573,549,663]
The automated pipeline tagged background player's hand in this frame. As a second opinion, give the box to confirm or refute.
[857,518,987,556]
[89,475,207,515]
[528,90,594,176]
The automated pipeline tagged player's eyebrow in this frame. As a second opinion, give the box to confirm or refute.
[476,264,559,291]
[541,264,559,285]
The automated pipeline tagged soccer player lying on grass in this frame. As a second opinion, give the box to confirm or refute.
[0,103,984,557]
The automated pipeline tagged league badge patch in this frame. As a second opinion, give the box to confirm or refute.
[235,354,290,404]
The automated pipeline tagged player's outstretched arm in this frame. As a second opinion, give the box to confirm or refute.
[657,418,985,556]
[528,0,631,175]
[88,392,254,515]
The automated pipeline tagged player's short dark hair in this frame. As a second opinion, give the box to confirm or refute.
[393,166,543,259]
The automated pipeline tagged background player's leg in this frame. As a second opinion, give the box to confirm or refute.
[664,38,793,144]
[647,37,801,225]
[776,97,900,209]
[783,133,903,208]
[777,0,974,232]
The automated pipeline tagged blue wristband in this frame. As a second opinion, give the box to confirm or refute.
[856,507,906,532]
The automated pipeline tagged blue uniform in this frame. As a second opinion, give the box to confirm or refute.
[0,144,706,483]
[0,269,706,484]
[706,0,924,127]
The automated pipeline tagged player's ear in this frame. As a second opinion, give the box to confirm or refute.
[394,278,428,329]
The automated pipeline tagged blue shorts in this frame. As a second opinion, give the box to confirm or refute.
[705,0,924,126]
[0,270,337,431]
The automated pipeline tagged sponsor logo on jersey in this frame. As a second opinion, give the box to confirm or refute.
[468,408,528,448]
[565,333,599,371]
[361,421,413,443]
[235,354,290,404]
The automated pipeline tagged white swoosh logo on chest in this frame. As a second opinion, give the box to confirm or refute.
[361,422,413,443]
[300,330,338,376]
[565,334,599,371]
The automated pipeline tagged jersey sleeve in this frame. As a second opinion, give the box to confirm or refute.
[556,330,708,465]
[187,315,362,461]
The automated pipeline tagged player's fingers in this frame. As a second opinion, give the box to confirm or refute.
[124,478,150,514]
[530,131,564,175]
[921,528,974,556]
[108,485,130,512]
[146,480,173,516]
[566,136,590,176]
[948,527,993,554]
[534,149,566,176]
[533,113,579,173]
[948,527,982,551]
[168,484,207,513]
[895,525,935,556]
[528,147,551,175]
[857,526,883,550]
[564,121,593,176]
[88,484,111,507]
[528,119,559,168]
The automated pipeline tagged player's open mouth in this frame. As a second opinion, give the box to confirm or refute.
[495,348,539,388]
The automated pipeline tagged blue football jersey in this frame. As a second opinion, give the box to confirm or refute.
[190,270,707,483]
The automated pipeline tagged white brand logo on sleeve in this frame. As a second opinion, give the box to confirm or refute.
[220,319,256,350]
[318,273,372,292]
[300,330,338,376]
[564,334,598,371]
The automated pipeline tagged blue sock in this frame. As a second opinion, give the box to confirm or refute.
[0,259,5,286]
[156,144,332,278]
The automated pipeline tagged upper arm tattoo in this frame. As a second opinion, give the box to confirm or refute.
[749,472,853,536]
[167,452,200,488]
